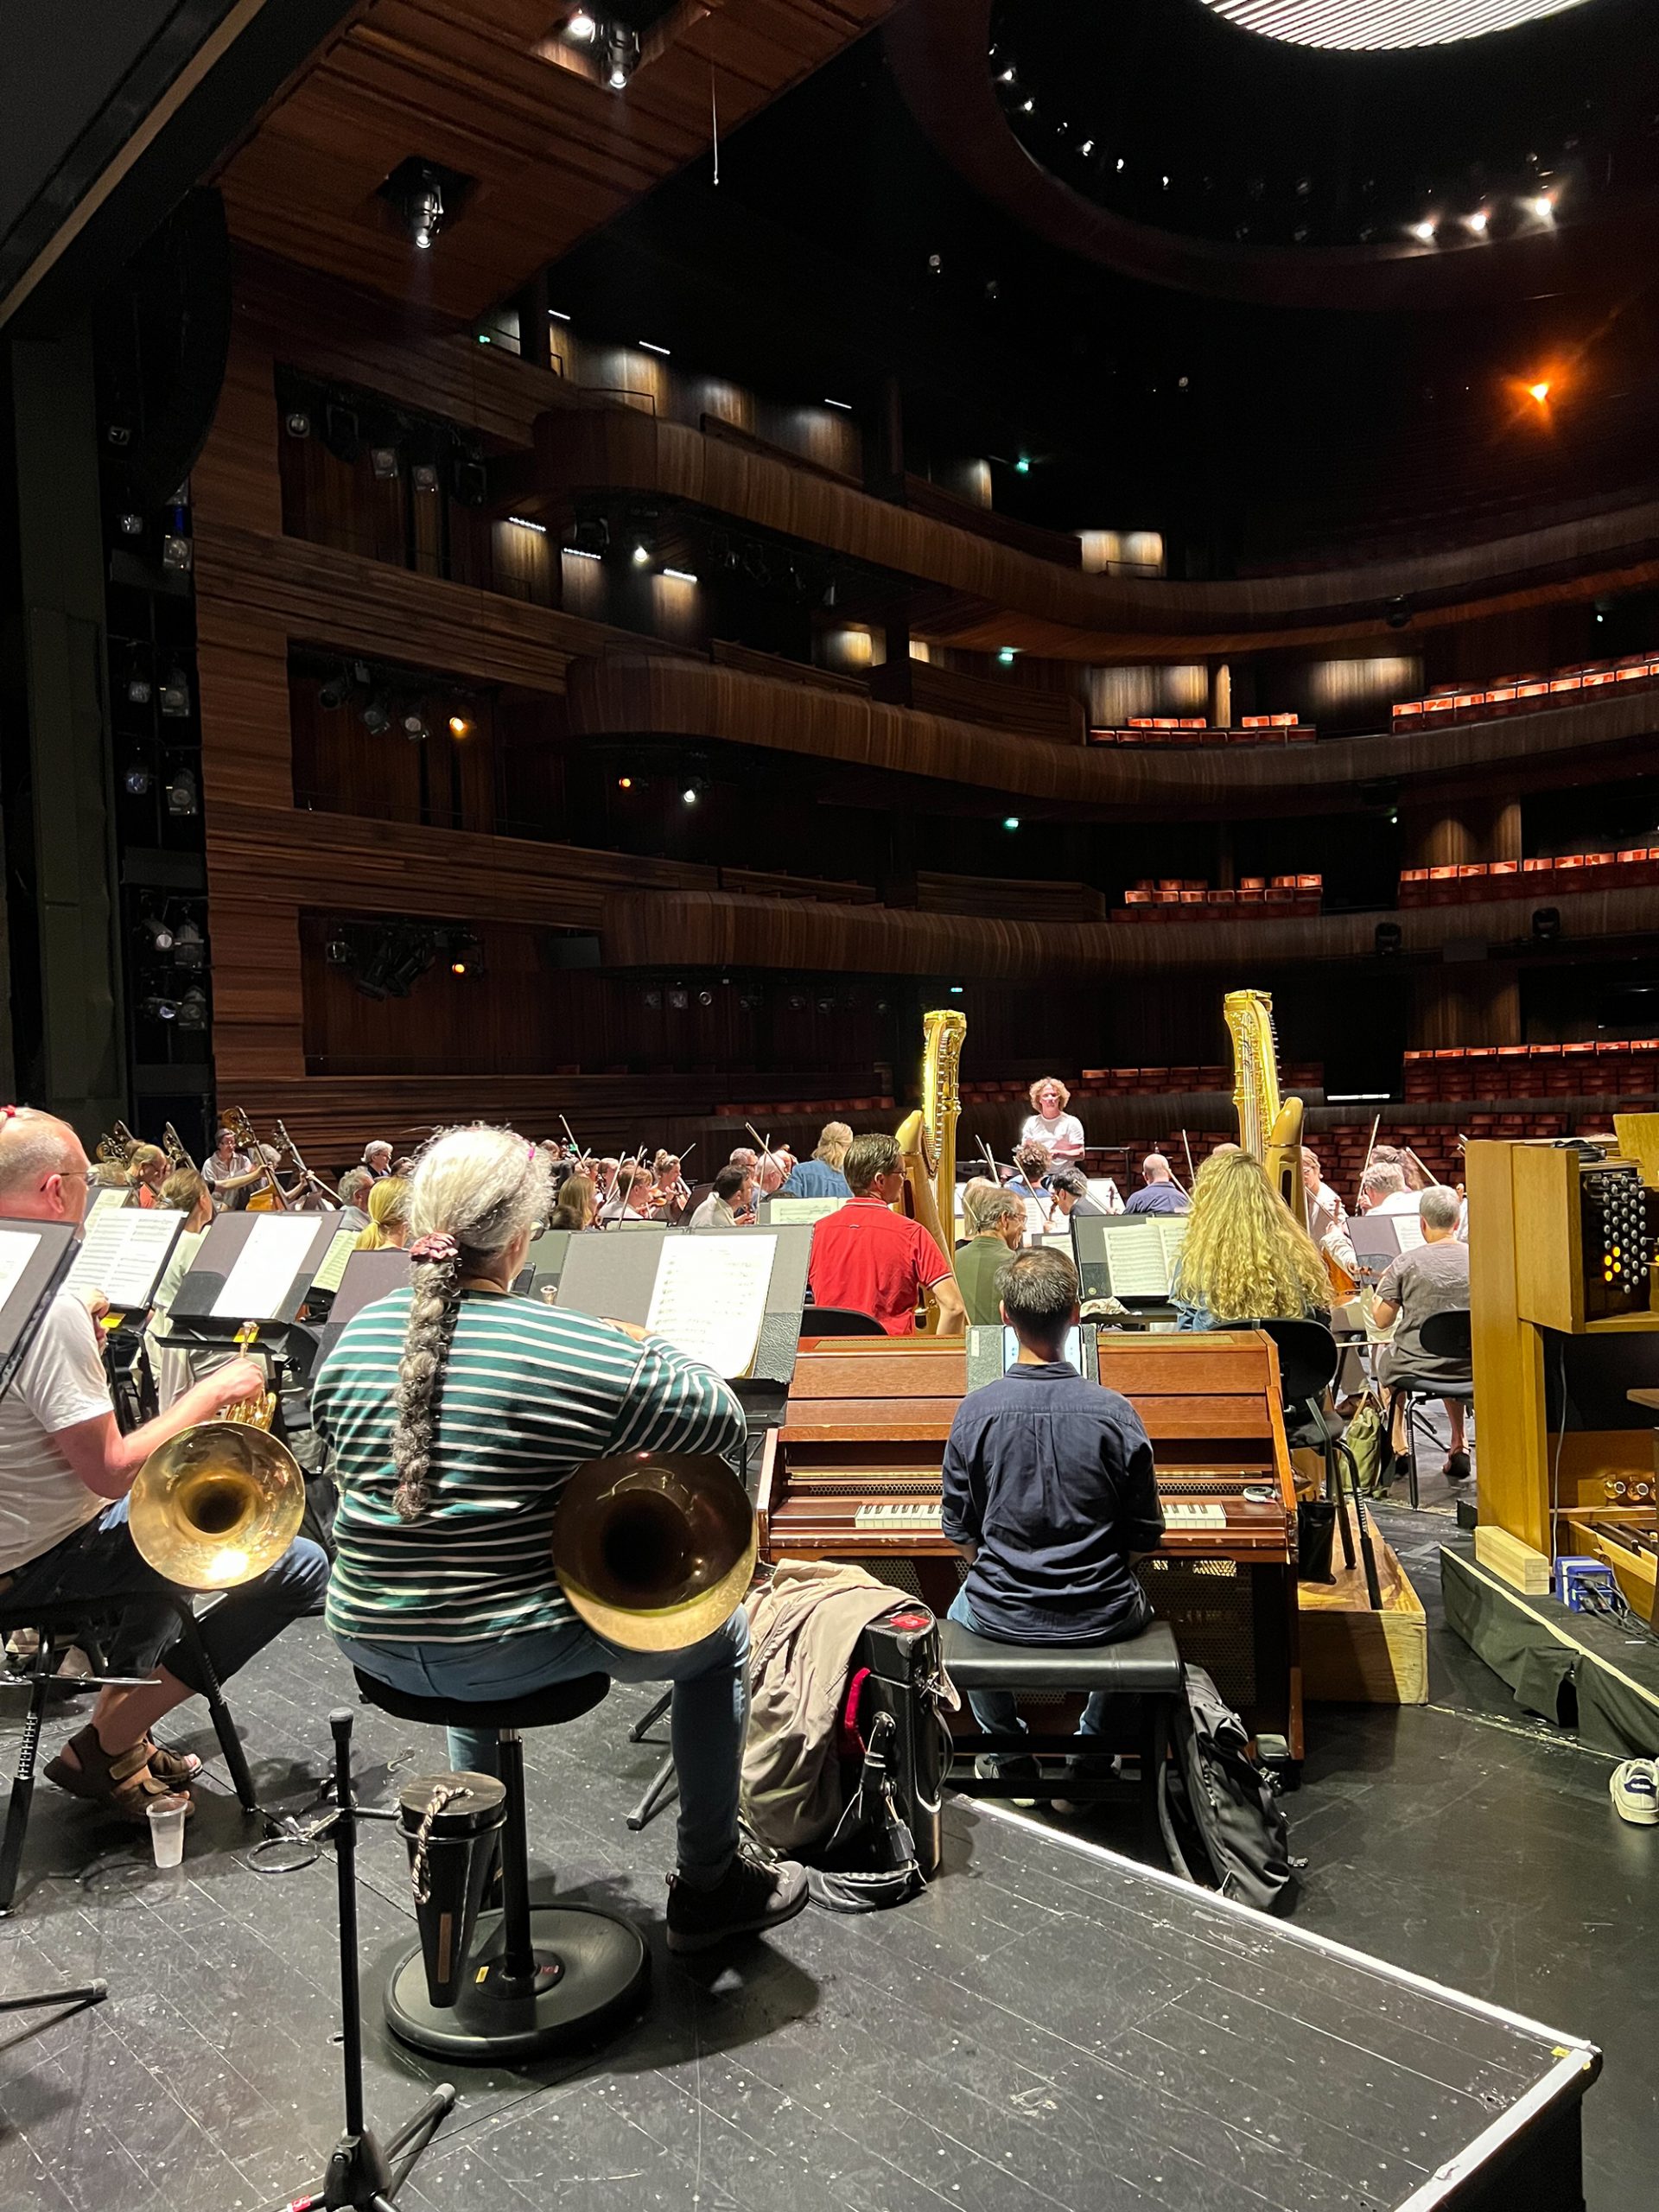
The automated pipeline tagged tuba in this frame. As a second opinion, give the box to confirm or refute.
[550,1450,757,1652]
[129,1389,306,1590]
[894,1007,966,1325]
[1224,988,1308,1233]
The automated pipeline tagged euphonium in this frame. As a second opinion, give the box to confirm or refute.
[550,1450,756,1653]
[129,1391,306,1590]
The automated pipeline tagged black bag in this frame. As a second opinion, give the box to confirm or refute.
[1158,1666,1302,1916]
[805,1713,925,1913]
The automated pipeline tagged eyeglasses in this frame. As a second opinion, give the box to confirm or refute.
[41,1168,96,1191]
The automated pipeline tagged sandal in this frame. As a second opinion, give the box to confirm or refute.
[143,1738,202,1784]
[43,1724,194,1824]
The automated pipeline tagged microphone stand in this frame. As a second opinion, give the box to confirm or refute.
[286,1711,454,2212]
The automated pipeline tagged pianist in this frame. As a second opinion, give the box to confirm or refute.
[941,1249,1163,1787]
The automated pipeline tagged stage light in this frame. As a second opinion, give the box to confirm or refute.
[1529,380,1551,404]
[1080,139,1094,156]
[326,933,353,967]
[999,67,1015,82]
[1530,192,1556,221]
[371,445,400,479]
[123,761,152,798]
[1015,456,1031,474]
[159,669,191,717]
[165,767,199,818]
[662,566,697,584]
[1020,99,1033,113]
[1408,218,1437,244]
[682,785,700,806]
[162,532,192,573]
[118,512,143,537]
[142,914,175,953]
[127,677,152,706]
[997,647,1018,665]
[506,514,547,534]
[1374,923,1402,957]
[639,340,671,357]
[410,180,443,251]
[948,984,964,995]
[567,9,597,39]
[1003,816,1020,831]
[172,919,205,971]
[411,461,439,493]
[1532,906,1561,942]
[175,988,208,1032]
[1385,595,1414,631]
[1464,209,1489,235]
[549,307,572,322]
[448,714,471,738]
[361,696,391,736]
[823,397,853,411]
[607,22,637,86]
[285,410,311,438]
[632,543,652,566]
[450,959,468,976]
[402,709,428,741]
[319,669,354,710]
[143,995,179,1023]
[617,775,633,791]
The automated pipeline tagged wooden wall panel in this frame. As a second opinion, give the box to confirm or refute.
[190,323,283,537]
[194,613,294,812]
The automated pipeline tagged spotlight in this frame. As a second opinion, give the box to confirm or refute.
[668,988,689,1012]
[1374,922,1402,957]
[448,714,471,738]
[606,22,637,87]
[1385,595,1414,631]
[662,566,697,584]
[1532,906,1561,943]
[326,932,353,967]
[319,669,354,710]
[165,766,199,817]
[141,913,175,953]
[1529,380,1551,404]
[401,709,429,741]
[1014,456,1031,474]
[1530,192,1555,221]
[126,676,152,706]
[411,180,443,250]
[158,668,191,717]
[1408,219,1437,243]
[371,445,400,479]
[284,410,312,438]
[617,776,633,791]
[682,785,700,806]
[567,9,597,39]
[1464,209,1489,234]
[411,461,440,493]
[118,512,143,537]
[997,648,1017,665]
[175,988,208,1033]
[638,340,671,358]
[123,761,152,798]
[451,457,489,506]
[162,532,193,573]
[106,424,132,448]
[632,542,652,566]
[172,918,206,971]
[1080,139,1094,156]
[450,959,468,976]
[1003,816,1020,832]
[698,990,714,1007]
[361,695,391,736]
[142,995,179,1023]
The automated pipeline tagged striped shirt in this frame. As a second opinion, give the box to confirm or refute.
[313,1287,745,1644]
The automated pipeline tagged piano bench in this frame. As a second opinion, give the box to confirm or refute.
[940,1620,1182,1866]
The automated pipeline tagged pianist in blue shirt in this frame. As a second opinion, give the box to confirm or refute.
[779,1121,852,1200]
[941,1247,1164,1779]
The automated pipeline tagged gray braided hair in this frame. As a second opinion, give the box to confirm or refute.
[391,1125,551,1522]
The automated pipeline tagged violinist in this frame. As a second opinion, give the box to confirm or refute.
[652,1151,694,1220]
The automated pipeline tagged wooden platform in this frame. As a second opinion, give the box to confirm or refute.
[1300,1514,1429,1705]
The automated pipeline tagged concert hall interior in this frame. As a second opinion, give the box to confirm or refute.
[4,4,1659,2209]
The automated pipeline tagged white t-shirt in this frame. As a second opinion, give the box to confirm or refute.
[1019,1111,1085,1160]
[0,1291,112,1573]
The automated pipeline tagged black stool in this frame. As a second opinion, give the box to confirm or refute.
[0,1594,259,1916]
[941,1618,1183,1862]
[352,1669,650,2063]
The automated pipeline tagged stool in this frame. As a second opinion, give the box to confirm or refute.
[352,1670,650,2063]
[0,1594,259,1916]
[940,1618,1182,1863]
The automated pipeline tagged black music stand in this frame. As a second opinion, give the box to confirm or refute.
[287,1712,454,2212]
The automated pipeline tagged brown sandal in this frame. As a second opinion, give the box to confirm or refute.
[143,1738,202,1784]
[44,1725,194,1824]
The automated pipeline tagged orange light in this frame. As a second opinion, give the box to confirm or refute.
[448,715,471,738]
[617,775,633,790]
[1529,380,1551,404]
[450,960,467,976]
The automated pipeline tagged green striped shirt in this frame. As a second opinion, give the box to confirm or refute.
[314,1287,746,1643]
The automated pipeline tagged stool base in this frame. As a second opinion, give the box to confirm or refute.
[385,1903,649,2063]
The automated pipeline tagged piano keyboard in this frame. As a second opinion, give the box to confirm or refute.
[1164,1500,1228,1529]
[855,1501,944,1532]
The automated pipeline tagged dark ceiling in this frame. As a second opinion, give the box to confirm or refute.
[544,4,1659,574]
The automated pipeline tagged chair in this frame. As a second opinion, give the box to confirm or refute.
[798,1306,885,1337]
[0,1594,258,1916]
[942,1617,1182,1863]
[1389,1308,1474,1503]
[351,1669,650,2063]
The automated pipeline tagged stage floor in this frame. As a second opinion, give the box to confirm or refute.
[0,1536,1640,2212]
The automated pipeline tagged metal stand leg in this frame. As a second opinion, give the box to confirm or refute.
[168,1603,257,1815]
[627,1692,671,1745]
[0,1631,54,1916]
[626,1751,679,1834]
[286,1710,454,2212]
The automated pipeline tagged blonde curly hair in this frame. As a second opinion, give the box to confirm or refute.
[1176,1147,1329,1324]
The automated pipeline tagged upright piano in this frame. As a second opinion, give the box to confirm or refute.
[756,1330,1302,1756]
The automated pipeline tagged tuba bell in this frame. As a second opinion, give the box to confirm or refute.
[129,1391,306,1590]
[550,1450,757,1653]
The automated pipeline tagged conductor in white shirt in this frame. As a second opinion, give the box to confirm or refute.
[1019,1077,1085,1166]
[0,1109,327,1824]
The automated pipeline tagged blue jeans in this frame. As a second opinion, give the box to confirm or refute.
[1,1497,329,1696]
[334,1606,750,1878]
[948,1586,1120,1752]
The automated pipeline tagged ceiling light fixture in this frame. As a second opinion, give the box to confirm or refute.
[638,340,671,357]
[662,566,698,584]
[1465,208,1490,234]
[1408,218,1438,243]
[567,9,597,39]
[1530,191,1556,220]
[1197,2,1592,50]
[1529,379,1551,403]
[506,514,547,534]
[823,397,853,410]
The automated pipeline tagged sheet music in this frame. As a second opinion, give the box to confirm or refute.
[768,1197,847,1224]
[211,1213,321,1319]
[310,1225,362,1295]
[645,1232,776,1378]
[67,1206,181,1308]
[1022,1195,1052,1240]
[1103,1223,1171,1299]
[1158,1217,1191,1278]
[1394,1214,1425,1252]
[0,1229,41,1315]
[85,1187,128,1224]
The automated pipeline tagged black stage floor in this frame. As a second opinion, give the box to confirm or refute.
[0,1508,1647,2212]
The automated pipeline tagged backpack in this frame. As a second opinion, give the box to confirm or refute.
[1158,1666,1302,1915]
[1339,1391,1389,1497]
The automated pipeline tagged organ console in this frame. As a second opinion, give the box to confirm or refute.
[756,1328,1302,1755]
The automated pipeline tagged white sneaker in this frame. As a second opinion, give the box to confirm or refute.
[1610,1758,1658,1825]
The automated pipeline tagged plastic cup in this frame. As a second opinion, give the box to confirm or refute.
[147,1794,188,1869]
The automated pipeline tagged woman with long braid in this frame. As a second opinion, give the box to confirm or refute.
[311,1123,806,1953]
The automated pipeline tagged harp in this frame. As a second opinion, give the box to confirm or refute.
[1224,988,1307,1232]
[894,1006,966,1326]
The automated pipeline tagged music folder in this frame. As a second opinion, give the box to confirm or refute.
[168,1211,344,1331]
[1071,1216,1189,1306]
[0,1220,81,1399]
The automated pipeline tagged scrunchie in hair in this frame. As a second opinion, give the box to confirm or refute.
[408,1231,460,1266]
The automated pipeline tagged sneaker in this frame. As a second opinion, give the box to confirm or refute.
[1610,1758,1659,1826]
[665,1846,810,1953]
[1049,1751,1120,1818]
[972,1752,1041,1807]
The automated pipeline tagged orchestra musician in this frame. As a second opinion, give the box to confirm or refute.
[1173,1147,1331,1332]
[652,1151,694,1220]
[1122,1154,1190,1217]
[201,1125,257,1211]
[548,1170,598,1232]
[942,1248,1163,1794]
[124,1144,168,1208]
[1357,1162,1419,1217]
[690,1163,751,1229]
[362,1140,394,1181]
[1371,1185,1472,1483]
[311,1123,808,1952]
[354,1176,410,1250]
[336,1164,372,1211]
[781,1123,852,1200]
[1004,1141,1052,1202]
[956,1187,1027,1325]
[1019,1078,1085,1164]
[0,1109,327,1824]
[600,1165,656,1224]
[144,1168,214,1409]
[1046,1166,1108,1221]
[804,1133,966,1335]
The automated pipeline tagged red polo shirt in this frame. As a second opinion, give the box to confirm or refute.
[806,1196,953,1335]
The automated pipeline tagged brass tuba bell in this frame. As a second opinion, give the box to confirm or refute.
[129,1393,306,1591]
[550,1450,757,1653]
